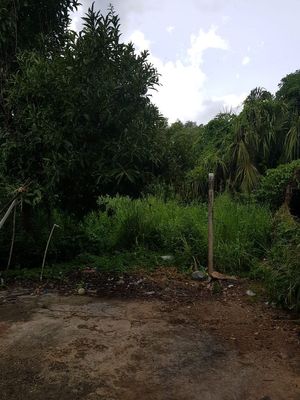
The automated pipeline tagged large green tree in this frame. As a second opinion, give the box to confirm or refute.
[1,5,163,215]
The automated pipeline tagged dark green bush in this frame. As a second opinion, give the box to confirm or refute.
[256,160,300,209]
[257,209,300,310]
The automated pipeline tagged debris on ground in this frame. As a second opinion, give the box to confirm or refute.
[210,271,237,281]
[160,255,174,261]
[191,270,206,281]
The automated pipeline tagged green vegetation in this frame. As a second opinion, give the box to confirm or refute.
[255,160,300,209]
[254,209,300,310]
[0,2,300,310]
[81,194,271,274]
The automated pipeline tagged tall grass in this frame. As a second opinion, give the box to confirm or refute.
[81,193,272,273]
[214,195,272,273]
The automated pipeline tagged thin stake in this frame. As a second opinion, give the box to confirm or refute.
[40,224,59,281]
[208,173,214,275]
[0,199,17,230]
[6,205,17,271]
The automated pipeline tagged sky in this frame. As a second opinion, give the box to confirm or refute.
[71,0,300,124]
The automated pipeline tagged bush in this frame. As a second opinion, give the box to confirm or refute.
[256,160,300,209]
[257,208,300,310]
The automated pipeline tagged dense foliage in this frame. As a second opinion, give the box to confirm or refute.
[1,4,163,215]
[0,3,300,309]
[255,160,300,209]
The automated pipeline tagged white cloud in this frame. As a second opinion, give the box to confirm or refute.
[242,56,251,65]
[188,26,229,65]
[151,59,207,122]
[166,25,175,34]
[128,30,151,52]
[128,27,244,123]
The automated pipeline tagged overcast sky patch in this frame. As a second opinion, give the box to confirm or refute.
[71,0,300,124]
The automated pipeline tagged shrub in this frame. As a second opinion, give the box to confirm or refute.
[257,208,300,310]
[255,160,300,209]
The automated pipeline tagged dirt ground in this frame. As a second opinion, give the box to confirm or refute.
[0,272,300,400]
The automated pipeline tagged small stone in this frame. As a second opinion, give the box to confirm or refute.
[246,290,256,297]
[191,270,206,281]
[145,291,155,295]
[116,279,125,285]
[77,288,86,295]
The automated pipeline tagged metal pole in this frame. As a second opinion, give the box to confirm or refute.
[6,205,17,271]
[40,224,59,281]
[208,173,214,275]
[0,199,17,230]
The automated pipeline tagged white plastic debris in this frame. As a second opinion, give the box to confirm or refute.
[160,255,174,261]
[77,287,86,295]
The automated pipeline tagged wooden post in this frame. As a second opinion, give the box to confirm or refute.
[208,173,214,275]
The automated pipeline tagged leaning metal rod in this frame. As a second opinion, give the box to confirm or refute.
[40,224,59,281]
[0,181,30,217]
[6,205,17,271]
[0,193,19,217]
[0,199,18,230]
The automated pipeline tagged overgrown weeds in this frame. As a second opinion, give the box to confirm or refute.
[5,191,299,311]
[81,193,272,273]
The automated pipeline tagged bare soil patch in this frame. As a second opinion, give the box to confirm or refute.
[0,271,299,400]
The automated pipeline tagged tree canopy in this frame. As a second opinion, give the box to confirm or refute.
[1,2,300,212]
[1,3,163,215]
